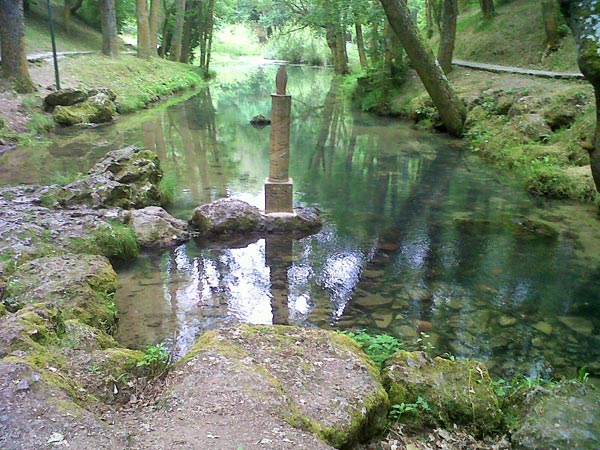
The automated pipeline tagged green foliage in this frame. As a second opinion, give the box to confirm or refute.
[389,395,431,422]
[577,366,590,383]
[265,27,329,66]
[136,342,171,377]
[213,24,263,57]
[91,221,139,261]
[416,332,435,352]
[341,329,403,367]
[492,374,557,405]
[158,172,179,205]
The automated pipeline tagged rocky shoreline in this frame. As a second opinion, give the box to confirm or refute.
[0,146,598,449]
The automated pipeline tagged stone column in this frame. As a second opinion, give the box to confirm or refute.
[265,65,294,214]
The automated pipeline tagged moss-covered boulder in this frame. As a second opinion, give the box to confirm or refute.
[1,254,118,332]
[510,381,600,449]
[128,325,389,449]
[383,351,502,436]
[49,146,166,209]
[53,92,116,126]
[43,88,88,111]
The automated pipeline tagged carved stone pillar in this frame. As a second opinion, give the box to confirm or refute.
[265,65,294,214]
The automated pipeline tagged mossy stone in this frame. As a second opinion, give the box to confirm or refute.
[383,351,502,436]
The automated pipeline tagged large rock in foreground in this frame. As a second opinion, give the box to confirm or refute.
[190,198,321,236]
[383,351,502,436]
[510,381,600,449]
[120,325,389,449]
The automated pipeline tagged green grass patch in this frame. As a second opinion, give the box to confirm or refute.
[70,221,139,261]
[60,54,205,114]
[340,329,403,368]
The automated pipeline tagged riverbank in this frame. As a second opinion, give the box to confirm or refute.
[0,53,206,150]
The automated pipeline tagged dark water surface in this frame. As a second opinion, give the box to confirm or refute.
[2,63,599,380]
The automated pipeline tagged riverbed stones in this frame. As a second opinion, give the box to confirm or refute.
[383,351,502,435]
[510,381,600,449]
[532,321,553,335]
[558,316,594,336]
[129,206,190,247]
[125,325,389,449]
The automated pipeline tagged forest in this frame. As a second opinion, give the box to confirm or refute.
[0,1,600,449]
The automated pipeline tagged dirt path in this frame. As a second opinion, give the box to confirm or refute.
[452,59,584,80]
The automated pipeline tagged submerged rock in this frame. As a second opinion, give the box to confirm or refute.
[250,114,271,126]
[511,381,600,449]
[383,351,502,436]
[130,206,190,247]
[125,325,389,449]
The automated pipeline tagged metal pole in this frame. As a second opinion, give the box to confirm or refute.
[46,0,61,90]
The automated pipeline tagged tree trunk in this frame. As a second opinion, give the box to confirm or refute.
[425,0,434,37]
[0,0,35,93]
[100,0,119,57]
[180,0,195,63]
[136,0,152,58]
[479,0,495,20]
[325,23,348,74]
[169,0,186,61]
[379,0,466,137]
[558,0,600,194]
[355,21,368,69]
[198,0,215,72]
[149,0,162,57]
[541,0,558,50]
[64,0,83,36]
[437,0,458,74]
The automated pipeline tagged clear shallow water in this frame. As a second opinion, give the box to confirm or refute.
[2,63,599,380]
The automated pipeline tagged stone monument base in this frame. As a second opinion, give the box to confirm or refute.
[265,178,293,214]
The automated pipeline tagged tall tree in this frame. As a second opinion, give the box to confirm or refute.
[558,0,600,194]
[100,0,119,57]
[541,0,558,53]
[64,0,84,36]
[136,0,152,57]
[479,0,495,20]
[198,0,215,72]
[149,0,162,57]
[437,0,458,74]
[379,0,466,136]
[0,0,35,93]
[169,0,186,61]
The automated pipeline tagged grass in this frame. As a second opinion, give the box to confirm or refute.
[59,54,204,114]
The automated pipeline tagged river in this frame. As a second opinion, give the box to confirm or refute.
[1,62,598,381]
